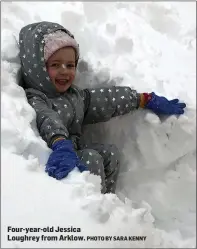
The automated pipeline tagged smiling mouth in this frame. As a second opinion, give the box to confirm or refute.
[55,79,69,86]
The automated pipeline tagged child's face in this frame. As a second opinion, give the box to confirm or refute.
[46,47,76,93]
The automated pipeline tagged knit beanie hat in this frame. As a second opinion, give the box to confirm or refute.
[43,30,80,62]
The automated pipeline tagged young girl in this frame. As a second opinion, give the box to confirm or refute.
[19,21,186,194]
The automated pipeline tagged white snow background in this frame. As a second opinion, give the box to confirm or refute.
[1,1,196,248]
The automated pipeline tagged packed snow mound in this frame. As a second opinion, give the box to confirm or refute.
[1,2,196,248]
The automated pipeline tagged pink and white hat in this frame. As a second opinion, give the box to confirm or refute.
[43,30,79,62]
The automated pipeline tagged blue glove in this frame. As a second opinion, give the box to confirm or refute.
[145,92,186,115]
[45,140,88,180]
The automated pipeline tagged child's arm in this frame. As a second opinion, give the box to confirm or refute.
[81,87,186,125]
[25,89,68,147]
[81,86,142,125]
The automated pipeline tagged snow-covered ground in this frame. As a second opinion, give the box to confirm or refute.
[1,2,196,248]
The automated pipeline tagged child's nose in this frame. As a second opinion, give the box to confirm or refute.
[59,64,69,74]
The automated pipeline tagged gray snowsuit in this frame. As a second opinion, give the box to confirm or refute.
[19,22,140,194]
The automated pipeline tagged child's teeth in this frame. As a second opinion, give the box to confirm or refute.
[57,80,67,84]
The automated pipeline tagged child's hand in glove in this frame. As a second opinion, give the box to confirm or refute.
[142,92,186,115]
[45,139,88,180]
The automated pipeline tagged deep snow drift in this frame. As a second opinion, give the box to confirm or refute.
[1,2,196,248]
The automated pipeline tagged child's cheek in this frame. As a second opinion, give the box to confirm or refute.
[47,68,56,81]
[70,71,76,82]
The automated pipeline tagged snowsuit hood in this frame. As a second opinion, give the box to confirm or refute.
[19,21,76,97]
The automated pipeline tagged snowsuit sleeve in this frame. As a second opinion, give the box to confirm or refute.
[81,86,140,125]
[25,89,69,148]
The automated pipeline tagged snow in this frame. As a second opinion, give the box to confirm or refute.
[1,2,196,248]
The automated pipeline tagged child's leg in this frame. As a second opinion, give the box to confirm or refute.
[76,149,107,193]
[77,143,120,194]
[88,144,120,193]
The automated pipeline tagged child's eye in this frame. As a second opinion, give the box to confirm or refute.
[51,63,60,68]
[67,64,75,68]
